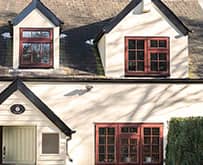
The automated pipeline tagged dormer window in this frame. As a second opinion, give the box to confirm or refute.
[20,28,53,68]
[125,37,169,77]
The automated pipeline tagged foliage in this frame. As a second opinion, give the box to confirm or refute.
[166,117,203,165]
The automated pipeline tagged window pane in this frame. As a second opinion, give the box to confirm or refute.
[121,138,128,145]
[121,127,129,133]
[22,31,31,38]
[32,44,41,64]
[99,137,106,144]
[152,137,159,144]
[41,44,50,64]
[108,128,115,135]
[108,137,115,144]
[152,154,160,163]
[99,128,106,135]
[22,43,32,64]
[151,62,158,71]
[99,154,105,162]
[128,40,136,49]
[107,154,114,162]
[99,146,105,153]
[137,40,144,49]
[159,40,167,48]
[128,62,136,71]
[144,145,151,153]
[31,31,50,38]
[137,51,144,60]
[129,51,136,60]
[152,145,159,153]
[144,128,151,135]
[159,53,167,60]
[130,139,137,145]
[151,53,158,61]
[42,133,59,154]
[159,62,167,71]
[129,127,137,133]
[41,31,50,38]
[130,146,137,153]
[137,62,144,71]
[144,137,151,144]
[108,146,114,153]
[152,128,160,135]
[150,40,158,47]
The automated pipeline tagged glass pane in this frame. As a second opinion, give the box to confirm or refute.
[99,146,105,153]
[128,40,136,49]
[31,31,42,38]
[107,154,114,162]
[121,154,129,162]
[32,44,41,64]
[144,145,151,153]
[159,53,167,60]
[22,43,32,64]
[152,137,159,144]
[41,44,50,64]
[144,137,151,144]
[150,40,158,47]
[151,53,158,60]
[131,154,137,162]
[128,62,136,71]
[137,51,144,60]
[152,145,159,153]
[137,62,144,71]
[159,62,167,71]
[121,138,128,145]
[108,137,114,144]
[108,128,115,135]
[129,51,136,60]
[41,31,50,38]
[108,146,114,153]
[99,137,106,144]
[144,128,151,135]
[22,31,31,38]
[159,40,167,48]
[42,133,59,154]
[130,146,137,153]
[121,127,129,133]
[130,127,137,133]
[137,40,144,49]
[99,128,106,135]
[130,139,137,145]
[121,146,128,154]
[99,154,105,162]
[152,128,160,135]
[144,155,152,163]
[151,62,158,71]
[152,154,159,163]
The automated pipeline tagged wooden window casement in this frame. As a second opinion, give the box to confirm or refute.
[95,123,163,165]
[20,28,53,68]
[125,37,169,77]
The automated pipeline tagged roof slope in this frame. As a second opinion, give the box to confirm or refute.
[0,0,202,77]
[0,77,75,136]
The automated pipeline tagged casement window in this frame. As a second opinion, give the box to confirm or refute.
[95,123,163,165]
[42,133,59,154]
[125,37,169,76]
[20,28,53,68]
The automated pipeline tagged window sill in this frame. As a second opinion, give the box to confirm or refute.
[125,72,170,77]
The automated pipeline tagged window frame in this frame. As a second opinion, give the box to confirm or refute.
[19,28,53,68]
[95,123,163,165]
[125,37,170,77]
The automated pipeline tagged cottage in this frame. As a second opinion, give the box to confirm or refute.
[0,0,203,165]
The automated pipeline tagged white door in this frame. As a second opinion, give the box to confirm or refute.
[2,126,36,165]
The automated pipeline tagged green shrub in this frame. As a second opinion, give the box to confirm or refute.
[166,117,203,165]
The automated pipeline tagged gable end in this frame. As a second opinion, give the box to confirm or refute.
[0,78,74,137]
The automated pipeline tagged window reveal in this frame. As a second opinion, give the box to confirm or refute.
[125,37,169,76]
[20,28,53,68]
[95,123,163,165]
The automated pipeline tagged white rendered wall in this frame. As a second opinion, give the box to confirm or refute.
[98,2,188,78]
[5,82,200,165]
[0,88,67,165]
[13,9,60,69]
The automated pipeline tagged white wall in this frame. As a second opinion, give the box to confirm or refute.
[13,9,60,69]
[98,2,188,78]
[5,81,199,165]
[0,89,67,165]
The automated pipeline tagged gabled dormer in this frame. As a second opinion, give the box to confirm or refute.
[11,0,63,69]
[95,0,190,78]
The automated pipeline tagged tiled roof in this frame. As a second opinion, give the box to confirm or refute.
[0,0,202,77]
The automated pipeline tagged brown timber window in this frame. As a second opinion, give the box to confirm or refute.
[125,37,169,76]
[95,123,163,165]
[20,28,53,68]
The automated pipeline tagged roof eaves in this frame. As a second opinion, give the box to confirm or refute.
[152,0,191,35]
[0,78,74,137]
